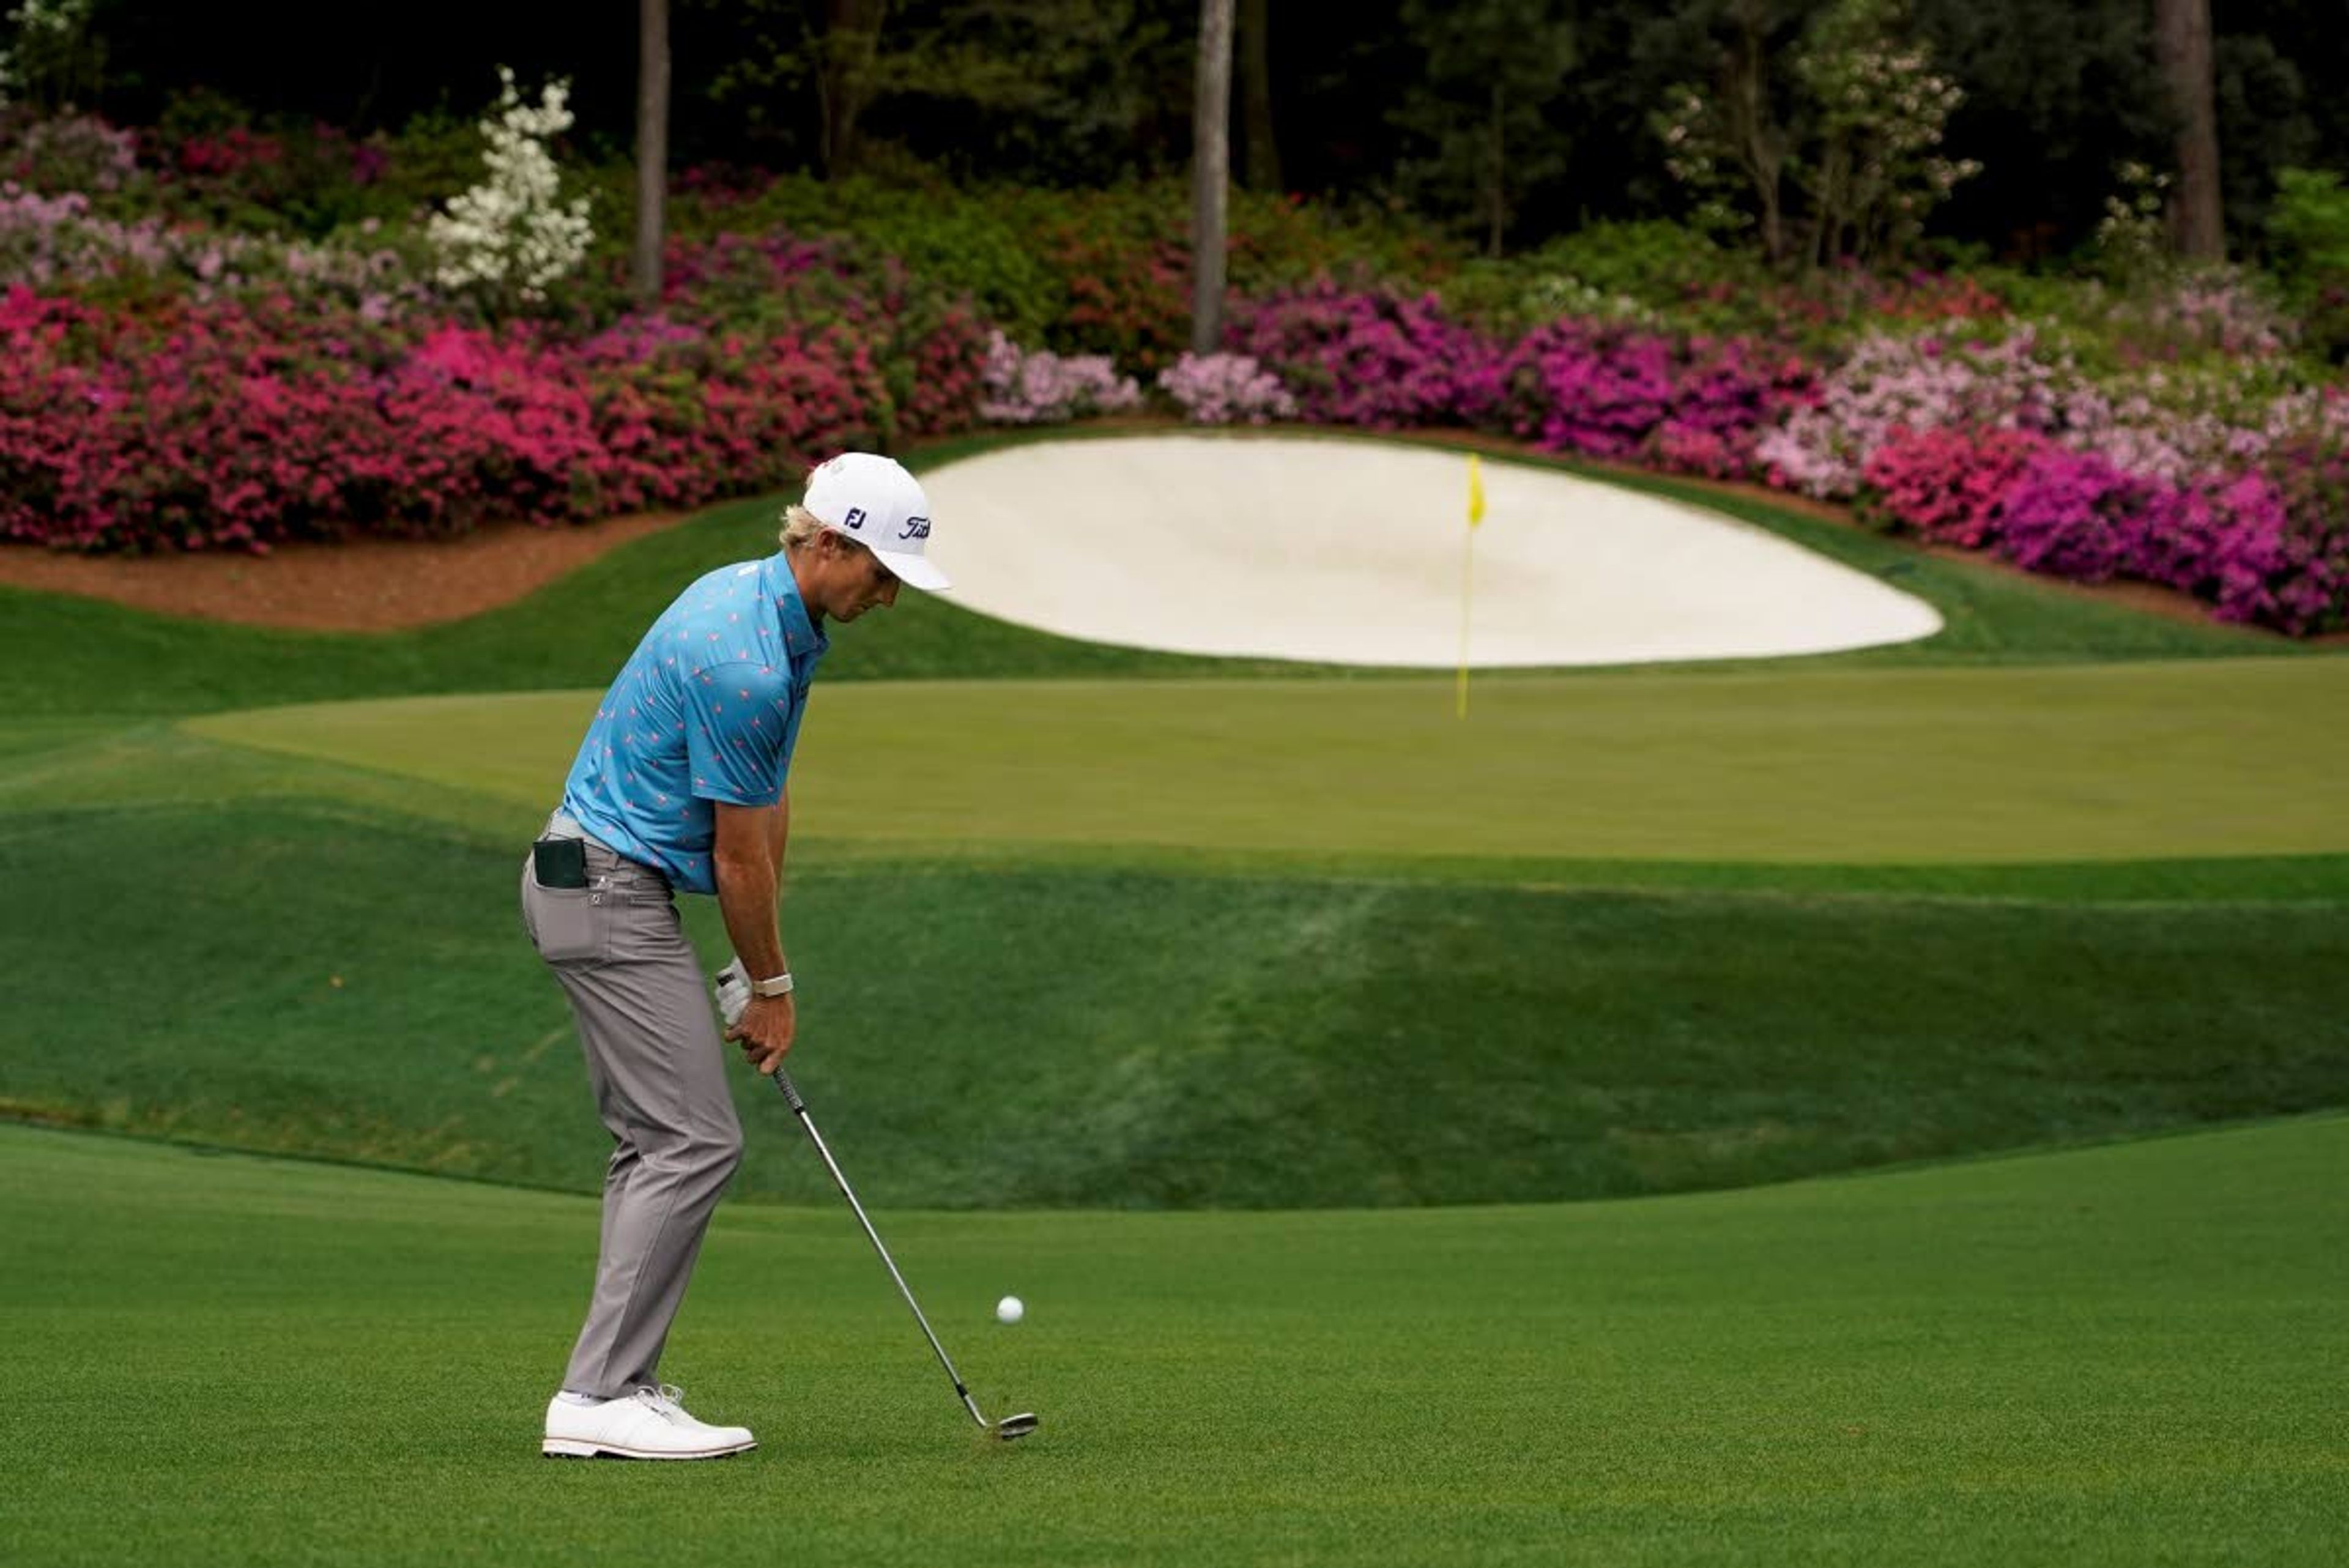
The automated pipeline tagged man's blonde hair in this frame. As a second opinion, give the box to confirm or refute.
[779,504,826,550]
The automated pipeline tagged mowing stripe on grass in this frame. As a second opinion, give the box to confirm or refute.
[187,657,2349,864]
[9,718,2349,901]
[5,800,2343,1208]
[2,1117,2342,1567]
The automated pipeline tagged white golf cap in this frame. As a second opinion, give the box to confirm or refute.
[801,452,951,592]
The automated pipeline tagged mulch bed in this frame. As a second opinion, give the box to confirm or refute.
[0,510,696,631]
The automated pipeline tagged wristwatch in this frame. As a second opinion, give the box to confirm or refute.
[751,972,795,998]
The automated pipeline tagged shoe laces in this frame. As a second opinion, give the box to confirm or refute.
[633,1383,690,1421]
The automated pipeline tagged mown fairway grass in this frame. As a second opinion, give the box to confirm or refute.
[4,1117,2343,1567]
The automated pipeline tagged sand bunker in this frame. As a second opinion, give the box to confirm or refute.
[918,436,1942,667]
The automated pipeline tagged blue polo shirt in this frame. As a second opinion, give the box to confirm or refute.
[559,555,828,894]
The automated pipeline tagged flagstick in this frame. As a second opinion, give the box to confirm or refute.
[1456,522,1474,719]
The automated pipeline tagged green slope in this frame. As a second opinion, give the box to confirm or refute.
[3,798,2343,1208]
[3,1117,2342,1567]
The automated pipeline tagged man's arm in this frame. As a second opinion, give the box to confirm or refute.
[713,799,795,1071]
[768,786,789,879]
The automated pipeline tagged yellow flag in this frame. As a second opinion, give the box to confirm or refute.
[1467,453,1487,527]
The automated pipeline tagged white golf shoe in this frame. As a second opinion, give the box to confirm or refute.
[541,1385,757,1460]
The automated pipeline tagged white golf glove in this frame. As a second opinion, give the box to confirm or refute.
[713,957,752,1028]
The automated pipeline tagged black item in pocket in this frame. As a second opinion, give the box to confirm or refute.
[533,836,590,890]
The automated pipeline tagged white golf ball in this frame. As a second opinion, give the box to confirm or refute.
[995,1295,1025,1325]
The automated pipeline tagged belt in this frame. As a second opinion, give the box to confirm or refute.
[544,810,626,863]
[544,811,675,888]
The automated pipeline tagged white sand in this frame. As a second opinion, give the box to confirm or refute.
[919,435,1942,667]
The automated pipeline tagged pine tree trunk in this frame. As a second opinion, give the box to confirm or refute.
[820,0,889,178]
[1192,0,1234,354]
[631,0,670,310]
[2154,0,2224,261]
[1239,0,1281,190]
[1486,83,1507,258]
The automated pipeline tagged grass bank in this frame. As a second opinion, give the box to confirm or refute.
[3,792,2343,1207]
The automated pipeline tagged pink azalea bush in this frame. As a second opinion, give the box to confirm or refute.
[656,227,989,445]
[5,116,141,195]
[0,185,430,319]
[2217,433,2349,633]
[2,114,2340,636]
[1223,281,1501,428]
[0,285,901,552]
[1846,407,2349,633]
[1491,319,1812,473]
[1757,319,2349,632]
[0,205,990,555]
[1157,351,1297,425]
[1994,448,2146,582]
[1857,425,2052,547]
[1758,330,2063,499]
[978,330,1142,425]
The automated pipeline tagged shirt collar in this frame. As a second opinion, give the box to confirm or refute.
[765,554,829,668]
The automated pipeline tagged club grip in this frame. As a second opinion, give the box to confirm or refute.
[772,1067,806,1113]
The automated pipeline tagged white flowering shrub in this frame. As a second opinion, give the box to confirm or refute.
[1,0,98,111]
[1658,0,1977,267]
[426,67,593,308]
[1791,0,1978,261]
[2093,160,2172,281]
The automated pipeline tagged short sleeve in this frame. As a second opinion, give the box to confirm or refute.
[683,663,793,806]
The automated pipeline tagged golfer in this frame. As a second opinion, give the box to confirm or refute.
[522,453,949,1460]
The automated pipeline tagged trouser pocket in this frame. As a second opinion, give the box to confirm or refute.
[521,855,607,964]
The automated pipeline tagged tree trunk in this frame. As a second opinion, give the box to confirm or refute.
[1725,20,1785,267]
[1192,0,1234,354]
[2153,0,2224,261]
[819,0,889,179]
[1486,82,1507,258]
[631,0,670,310]
[1238,0,1281,190]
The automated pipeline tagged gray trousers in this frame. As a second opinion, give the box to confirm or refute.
[520,836,743,1400]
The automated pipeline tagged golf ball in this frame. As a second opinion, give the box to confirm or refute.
[995,1295,1025,1325]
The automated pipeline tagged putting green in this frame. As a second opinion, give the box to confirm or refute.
[186,657,2349,864]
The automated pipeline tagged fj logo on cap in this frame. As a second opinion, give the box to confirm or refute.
[843,507,867,532]
[899,516,930,541]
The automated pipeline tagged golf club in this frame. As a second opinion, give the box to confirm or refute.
[718,963,1037,1443]
[770,1066,1039,1442]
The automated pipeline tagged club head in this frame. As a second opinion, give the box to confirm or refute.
[992,1411,1039,1442]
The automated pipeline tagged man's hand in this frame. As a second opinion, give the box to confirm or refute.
[725,992,797,1074]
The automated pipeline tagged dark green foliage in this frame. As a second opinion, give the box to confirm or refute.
[1387,0,1581,256]
[37,0,2349,262]
[672,177,1453,359]
[2268,168,2349,360]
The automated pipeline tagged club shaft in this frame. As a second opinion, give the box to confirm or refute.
[775,1069,990,1431]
